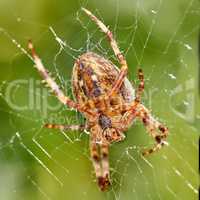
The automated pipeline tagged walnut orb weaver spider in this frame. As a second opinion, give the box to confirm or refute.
[28,8,168,191]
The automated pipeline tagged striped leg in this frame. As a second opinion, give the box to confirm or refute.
[136,104,169,156]
[120,67,144,129]
[135,69,144,103]
[120,68,144,129]
[90,125,111,191]
[82,8,128,96]
[44,124,85,131]
[28,41,95,116]
[90,136,102,189]
[99,140,111,191]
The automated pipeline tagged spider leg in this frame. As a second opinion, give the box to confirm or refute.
[121,103,168,155]
[135,68,144,103]
[136,104,169,156]
[28,40,95,117]
[82,8,128,96]
[90,136,103,189]
[99,140,110,190]
[90,126,111,191]
[44,124,85,131]
[121,70,168,155]
[120,105,138,131]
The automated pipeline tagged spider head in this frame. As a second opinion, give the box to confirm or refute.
[98,114,125,142]
[103,127,125,143]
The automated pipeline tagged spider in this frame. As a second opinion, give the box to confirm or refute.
[28,8,168,191]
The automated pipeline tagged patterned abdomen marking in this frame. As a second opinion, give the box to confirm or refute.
[72,52,135,106]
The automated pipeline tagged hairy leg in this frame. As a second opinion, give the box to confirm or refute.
[135,69,144,103]
[90,125,111,191]
[82,8,128,96]
[137,104,169,156]
[121,103,168,155]
[44,124,85,131]
[99,140,110,191]
[120,69,145,130]
[28,40,95,117]
[90,137,102,182]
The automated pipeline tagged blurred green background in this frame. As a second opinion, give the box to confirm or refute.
[0,0,199,200]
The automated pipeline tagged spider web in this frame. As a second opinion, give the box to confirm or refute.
[0,0,199,199]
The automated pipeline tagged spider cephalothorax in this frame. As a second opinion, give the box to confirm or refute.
[28,8,168,191]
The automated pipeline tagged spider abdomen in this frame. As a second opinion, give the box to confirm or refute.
[72,52,135,112]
